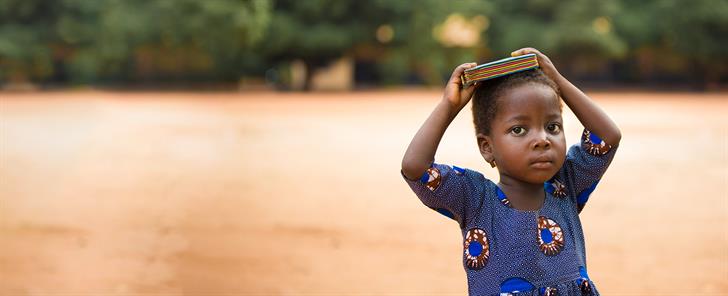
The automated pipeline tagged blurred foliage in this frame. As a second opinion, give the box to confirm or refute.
[0,0,725,87]
[0,0,271,83]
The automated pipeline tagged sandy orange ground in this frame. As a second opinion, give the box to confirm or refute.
[0,90,726,295]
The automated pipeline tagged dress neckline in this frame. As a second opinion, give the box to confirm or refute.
[495,182,554,213]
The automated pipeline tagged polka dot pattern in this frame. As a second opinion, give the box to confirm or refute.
[496,186,512,207]
[402,129,615,295]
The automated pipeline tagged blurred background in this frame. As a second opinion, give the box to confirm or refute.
[1,0,726,90]
[1,0,727,295]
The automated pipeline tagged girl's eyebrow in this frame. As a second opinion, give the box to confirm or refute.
[546,113,563,120]
[505,114,530,123]
[505,113,562,123]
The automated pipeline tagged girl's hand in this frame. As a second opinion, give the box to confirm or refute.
[513,48,622,147]
[443,62,478,112]
[511,47,563,83]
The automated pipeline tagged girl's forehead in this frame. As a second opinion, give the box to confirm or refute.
[496,84,562,119]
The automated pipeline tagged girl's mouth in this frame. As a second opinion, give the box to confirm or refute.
[530,155,554,169]
[530,161,554,169]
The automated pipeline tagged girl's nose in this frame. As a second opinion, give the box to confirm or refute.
[533,130,551,149]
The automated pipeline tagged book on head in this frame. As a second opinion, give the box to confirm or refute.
[461,53,540,86]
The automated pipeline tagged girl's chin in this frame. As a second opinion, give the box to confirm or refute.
[498,167,560,184]
[500,175,553,185]
[519,171,559,184]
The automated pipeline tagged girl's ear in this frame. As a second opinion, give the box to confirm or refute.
[476,133,496,167]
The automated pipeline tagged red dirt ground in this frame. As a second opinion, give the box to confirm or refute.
[1,90,726,295]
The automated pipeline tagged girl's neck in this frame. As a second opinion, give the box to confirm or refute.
[497,174,545,211]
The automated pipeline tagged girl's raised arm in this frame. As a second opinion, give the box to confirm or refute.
[401,63,478,180]
[511,48,622,147]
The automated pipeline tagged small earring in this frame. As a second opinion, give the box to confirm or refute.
[489,160,496,168]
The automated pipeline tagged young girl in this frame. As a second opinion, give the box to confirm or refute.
[401,48,621,295]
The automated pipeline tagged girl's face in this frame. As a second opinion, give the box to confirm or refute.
[480,83,566,184]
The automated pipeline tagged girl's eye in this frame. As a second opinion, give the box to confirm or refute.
[547,123,561,133]
[510,126,526,136]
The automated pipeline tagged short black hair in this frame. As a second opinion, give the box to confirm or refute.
[471,68,560,135]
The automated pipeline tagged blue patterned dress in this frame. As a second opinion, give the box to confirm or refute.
[402,130,616,296]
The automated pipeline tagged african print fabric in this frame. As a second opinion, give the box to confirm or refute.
[402,129,616,295]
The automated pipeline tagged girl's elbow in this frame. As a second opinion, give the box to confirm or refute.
[401,158,426,181]
[609,128,622,146]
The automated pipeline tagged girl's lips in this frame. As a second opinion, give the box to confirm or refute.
[530,161,554,169]
[530,155,554,169]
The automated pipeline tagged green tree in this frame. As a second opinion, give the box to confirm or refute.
[259,0,493,88]
[614,0,728,86]
[0,0,62,83]
[0,0,272,84]
[486,0,627,78]
[1,0,725,87]
[259,0,389,89]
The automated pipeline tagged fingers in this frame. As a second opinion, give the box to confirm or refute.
[459,62,478,70]
[461,81,478,99]
[511,47,541,57]
[511,47,551,69]
[450,62,478,82]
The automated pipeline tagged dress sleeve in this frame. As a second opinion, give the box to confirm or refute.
[554,129,617,213]
[401,162,483,227]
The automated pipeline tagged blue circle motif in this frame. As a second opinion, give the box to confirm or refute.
[588,131,602,144]
[540,228,553,244]
[464,228,490,270]
[468,241,483,256]
[537,216,564,256]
